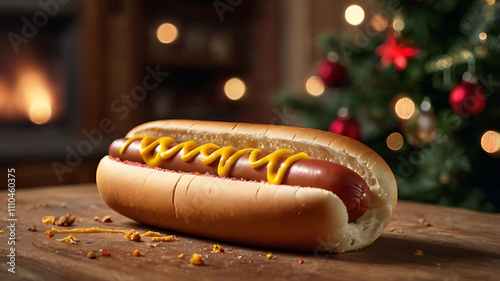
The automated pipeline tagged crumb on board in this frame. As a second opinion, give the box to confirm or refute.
[42,216,56,224]
[266,253,277,259]
[56,214,76,226]
[147,243,158,247]
[298,258,304,264]
[189,253,204,265]
[133,249,143,257]
[57,235,80,244]
[61,202,68,208]
[212,244,224,253]
[151,235,176,242]
[87,251,96,259]
[0,230,4,234]
[125,230,142,242]
[101,216,113,223]
[102,251,111,257]
[94,216,99,221]
[28,225,37,232]
[140,231,163,237]
[389,227,405,233]
[45,230,54,238]
[51,227,126,234]
[418,218,432,227]
[414,249,424,256]
[177,253,184,259]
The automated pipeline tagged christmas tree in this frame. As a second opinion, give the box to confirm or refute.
[277,0,500,211]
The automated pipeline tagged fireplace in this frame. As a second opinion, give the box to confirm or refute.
[0,53,65,126]
[0,0,80,156]
[0,0,164,188]
[0,1,96,189]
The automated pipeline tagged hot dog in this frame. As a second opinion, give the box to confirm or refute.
[96,119,397,252]
[108,137,371,222]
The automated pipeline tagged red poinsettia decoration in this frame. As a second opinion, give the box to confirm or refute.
[376,31,421,71]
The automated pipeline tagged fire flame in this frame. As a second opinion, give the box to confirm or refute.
[17,67,53,125]
[0,61,59,125]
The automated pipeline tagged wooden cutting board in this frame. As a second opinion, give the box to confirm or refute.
[0,184,499,281]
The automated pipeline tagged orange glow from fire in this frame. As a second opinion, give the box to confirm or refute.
[17,67,54,124]
[0,60,60,125]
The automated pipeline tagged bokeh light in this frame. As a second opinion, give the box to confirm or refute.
[386,132,404,151]
[224,77,246,100]
[157,23,178,44]
[479,32,487,43]
[305,76,325,96]
[481,130,500,154]
[345,5,365,26]
[395,97,416,120]
[392,19,405,32]
[370,14,388,32]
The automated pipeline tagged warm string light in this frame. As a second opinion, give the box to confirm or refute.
[224,77,246,100]
[387,132,404,151]
[390,97,499,153]
[305,76,325,96]
[481,130,500,155]
[370,14,388,32]
[345,5,365,26]
[157,23,178,44]
[478,32,487,43]
[394,97,416,120]
[392,18,405,32]
[425,49,480,72]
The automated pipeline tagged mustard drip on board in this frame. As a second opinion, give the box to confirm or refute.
[120,136,311,185]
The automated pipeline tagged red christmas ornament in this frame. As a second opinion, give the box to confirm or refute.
[329,116,360,140]
[317,60,348,88]
[449,81,487,117]
[375,31,421,71]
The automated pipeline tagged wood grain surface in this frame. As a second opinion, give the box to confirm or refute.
[0,184,499,281]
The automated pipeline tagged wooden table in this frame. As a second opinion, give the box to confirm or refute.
[1,184,499,281]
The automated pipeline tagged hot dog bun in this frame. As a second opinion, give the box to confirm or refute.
[96,119,397,252]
